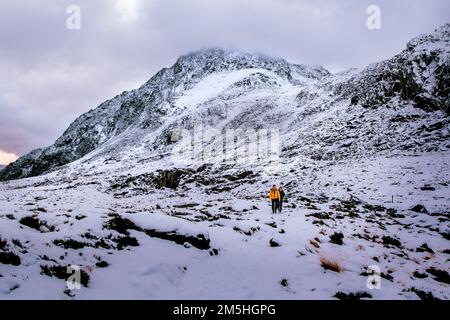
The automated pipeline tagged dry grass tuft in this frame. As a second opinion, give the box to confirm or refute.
[320,256,344,273]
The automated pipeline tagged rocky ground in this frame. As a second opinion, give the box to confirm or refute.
[0,151,448,299]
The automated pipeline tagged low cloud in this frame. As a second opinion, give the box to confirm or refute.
[0,149,18,165]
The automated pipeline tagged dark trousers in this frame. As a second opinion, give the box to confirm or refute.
[271,199,279,214]
[279,199,284,212]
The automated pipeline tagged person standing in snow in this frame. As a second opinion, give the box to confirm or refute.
[268,185,280,214]
[278,187,286,213]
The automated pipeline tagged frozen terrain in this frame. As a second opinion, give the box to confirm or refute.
[0,24,449,300]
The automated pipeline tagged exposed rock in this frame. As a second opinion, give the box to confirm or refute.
[410,204,428,214]
[382,236,402,248]
[40,264,89,287]
[154,170,183,189]
[329,232,344,245]
[145,229,210,250]
[416,243,434,254]
[408,287,440,300]
[19,216,55,233]
[53,239,89,250]
[269,238,281,247]
[0,251,21,266]
[103,214,142,235]
[334,291,372,300]
[426,267,450,284]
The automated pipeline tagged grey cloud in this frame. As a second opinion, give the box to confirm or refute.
[0,0,449,156]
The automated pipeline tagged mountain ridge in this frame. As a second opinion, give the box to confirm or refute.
[0,24,449,182]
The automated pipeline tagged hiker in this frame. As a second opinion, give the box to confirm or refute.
[278,187,286,213]
[268,185,280,214]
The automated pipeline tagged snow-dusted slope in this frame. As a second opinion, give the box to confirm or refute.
[0,25,449,300]
[335,23,449,113]
[0,48,329,181]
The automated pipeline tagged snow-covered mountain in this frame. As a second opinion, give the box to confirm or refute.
[1,25,449,181]
[0,48,330,181]
[0,25,449,300]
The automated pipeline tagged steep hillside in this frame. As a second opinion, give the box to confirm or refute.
[335,23,449,113]
[0,48,329,181]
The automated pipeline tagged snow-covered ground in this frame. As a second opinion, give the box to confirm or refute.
[0,150,448,300]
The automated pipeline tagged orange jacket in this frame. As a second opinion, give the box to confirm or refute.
[268,188,280,200]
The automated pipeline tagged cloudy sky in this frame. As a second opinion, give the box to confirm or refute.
[0,0,449,164]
